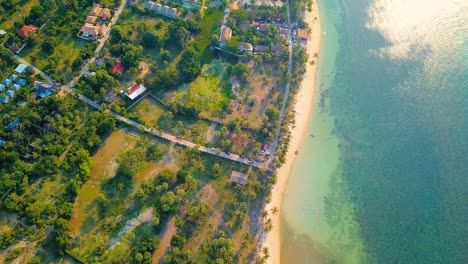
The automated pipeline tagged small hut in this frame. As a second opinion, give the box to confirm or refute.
[230,171,248,185]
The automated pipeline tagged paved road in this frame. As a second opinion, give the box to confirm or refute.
[66,0,128,90]
[78,94,270,170]
[10,0,293,172]
[13,55,54,83]
[265,0,294,166]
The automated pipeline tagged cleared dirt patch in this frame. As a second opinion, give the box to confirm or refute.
[70,130,138,235]
[152,216,177,264]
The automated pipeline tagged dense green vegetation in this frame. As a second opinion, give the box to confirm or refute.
[0,0,302,262]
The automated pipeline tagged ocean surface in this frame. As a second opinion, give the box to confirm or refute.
[281,0,468,263]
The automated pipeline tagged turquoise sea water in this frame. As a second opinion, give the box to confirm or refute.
[281,0,468,263]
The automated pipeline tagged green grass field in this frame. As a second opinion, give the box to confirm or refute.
[194,8,223,63]
[20,36,87,82]
[169,59,230,119]
[0,0,40,30]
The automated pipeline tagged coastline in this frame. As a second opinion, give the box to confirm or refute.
[263,1,322,263]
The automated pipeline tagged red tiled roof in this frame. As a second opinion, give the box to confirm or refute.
[129,84,142,94]
[111,61,124,73]
[18,25,38,38]
[124,83,147,100]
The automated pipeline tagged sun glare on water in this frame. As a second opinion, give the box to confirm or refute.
[367,0,468,60]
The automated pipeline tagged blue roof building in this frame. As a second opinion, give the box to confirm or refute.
[0,97,9,104]
[0,84,5,92]
[13,84,21,91]
[9,74,18,81]
[7,118,20,130]
[6,90,15,98]
[39,90,53,98]
[0,140,5,147]
[2,79,12,87]
[16,79,27,86]
[34,81,56,98]
[15,64,28,74]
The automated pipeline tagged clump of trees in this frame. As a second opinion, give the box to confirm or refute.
[178,46,202,82]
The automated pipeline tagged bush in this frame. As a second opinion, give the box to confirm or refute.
[178,47,201,82]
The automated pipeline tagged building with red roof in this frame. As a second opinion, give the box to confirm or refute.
[18,25,38,38]
[111,61,124,74]
[276,12,282,21]
[123,83,147,100]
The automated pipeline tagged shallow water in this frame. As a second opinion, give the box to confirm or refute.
[281,0,468,263]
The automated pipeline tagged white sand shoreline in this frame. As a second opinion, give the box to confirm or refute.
[262,1,322,263]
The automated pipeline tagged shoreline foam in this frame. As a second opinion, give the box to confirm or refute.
[262,1,322,263]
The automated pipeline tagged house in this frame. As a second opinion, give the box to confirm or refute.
[167,8,178,18]
[2,79,12,87]
[6,90,15,98]
[154,4,162,12]
[110,61,125,74]
[219,26,232,43]
[9,74,18,81]
[276,12,282,21]
[38,89,54,98]
[0,84,5,92]
[0,97,8,104]
[90,5,103,16]
[123,83,147,100]
[160,6,169,16]
[15,64,28,74]
[271,45,285,53]
[239,42,253,53]
[80,23,99,38]
[17,25,38,38]
[7,118,20,130]
[17,101,26,107]
[13,84,21,91]
[297,28,309,42]
[254,45,267,55]
[0,140,5,146]
[230,171,248,185]
[99,25,108,35]
[239,23,253,30]
[34,81,56,98]
[100,8,111,21]
[146,1,155,10]
[86,16,98,24]
[0,30,6,37]
[16,79,27,86]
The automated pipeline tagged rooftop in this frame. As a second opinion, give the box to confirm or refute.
[18,25,38,38]
[220,26,232,42]
[124,83,147,100]
[298,28,309,40]
[111,61,125,74]
[15,64,28,74]
[239,42,253,51]
[230,171,248,185]
[86,16,98,24]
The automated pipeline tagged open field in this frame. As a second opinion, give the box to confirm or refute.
[20,36,88,81]
[66,128,270,263]
[69,130,139,236]
[168,59,230,120]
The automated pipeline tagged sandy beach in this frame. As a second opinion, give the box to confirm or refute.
[262,1,322,263]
